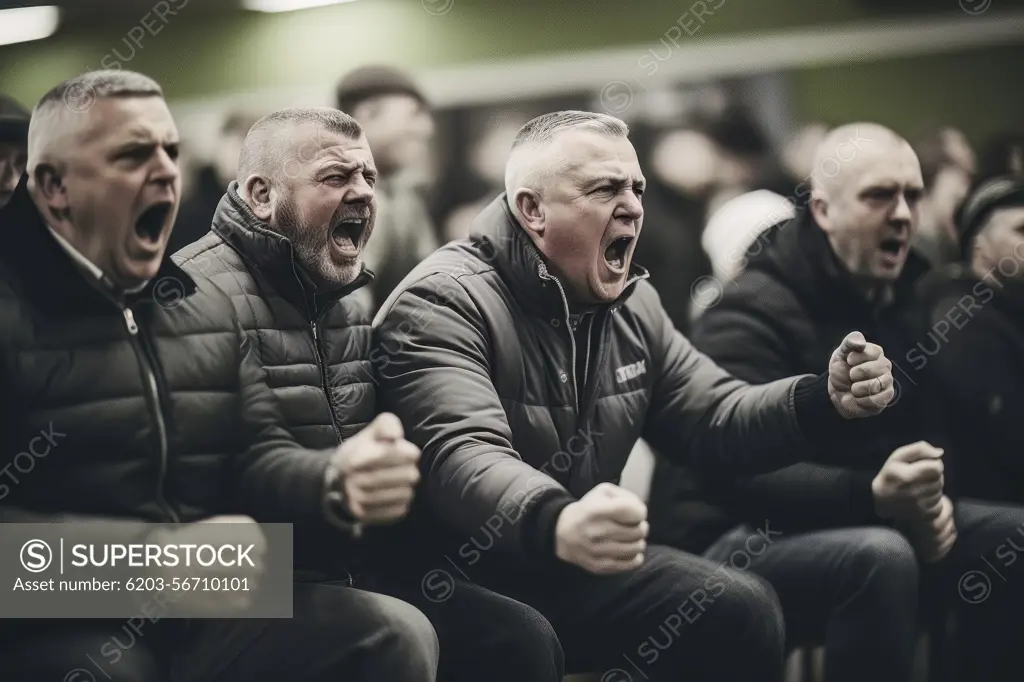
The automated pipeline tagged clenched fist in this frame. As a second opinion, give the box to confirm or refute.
[555,483,649,575]
[898,495,957,564]
[325,413,421,526]
[872,441,945,520]
[828,331,895,418]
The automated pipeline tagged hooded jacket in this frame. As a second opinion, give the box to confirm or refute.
[173,184,376,450]
[648,207,932,551]
[374,194,853,558]
[0,179,334,541]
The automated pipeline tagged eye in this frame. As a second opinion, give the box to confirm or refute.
[165,144,180,161]
[633,185,645,197]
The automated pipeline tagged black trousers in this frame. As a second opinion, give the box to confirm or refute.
[408,543,787,682]
[369,574,565,682]
[0,582,438,682]
[937,498,1024,682]
[700,499,1024,682]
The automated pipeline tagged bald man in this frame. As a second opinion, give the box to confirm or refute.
[649,123,1024,682]
[373,111,899,682]
[173,107,565,682]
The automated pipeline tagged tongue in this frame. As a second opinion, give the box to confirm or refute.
[332,230,356,252]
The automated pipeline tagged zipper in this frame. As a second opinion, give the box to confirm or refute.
[123,307,180,524]
[538,263,579,412]
[581,314,594,388]
[311,316,343,446]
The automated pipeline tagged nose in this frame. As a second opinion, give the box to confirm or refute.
[345,173,375,204]
[620,190,643,222]
[151,147,179,188]
[892,193,912,224]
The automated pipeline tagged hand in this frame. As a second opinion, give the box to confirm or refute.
[899,495,957,563]
[872,441,945,521]
[147,515,266,616]
[555,483,649,575]
[828,331,895,418]
[328,413,421,526]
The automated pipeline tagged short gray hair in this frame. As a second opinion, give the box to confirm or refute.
[27,70,164,176]
[505,110,628,198]
[510,110,628,151]
[236,107,363,186]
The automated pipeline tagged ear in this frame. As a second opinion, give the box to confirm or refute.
[513,188,545,238]
[32,163,71,224]
[243,174,273,221]
[809,192,830,232]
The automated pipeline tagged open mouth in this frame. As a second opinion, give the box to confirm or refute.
[879,237,905,258]
[604,235,634,272]
[135,202,173,243]
[331,217,368,255]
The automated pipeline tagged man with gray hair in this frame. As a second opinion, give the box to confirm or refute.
[374,110,898,681]
[0,71,438,682]
[174,106,565,682]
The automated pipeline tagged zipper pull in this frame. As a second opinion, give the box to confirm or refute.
[123,307,139,335]
[311,321,319,342]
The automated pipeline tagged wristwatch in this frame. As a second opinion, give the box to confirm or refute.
[322,463,362,537]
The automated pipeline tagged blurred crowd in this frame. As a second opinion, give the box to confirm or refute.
[1,62,1024,682]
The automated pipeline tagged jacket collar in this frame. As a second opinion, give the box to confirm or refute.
[210,182,373,320]
[469,193,649,319]
[2,175,197,311]
[745,207,930,318]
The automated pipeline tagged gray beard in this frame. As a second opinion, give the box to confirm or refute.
[274,198,361,290]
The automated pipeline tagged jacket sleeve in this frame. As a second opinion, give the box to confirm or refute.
[687,282,879,529]
[640,283,822,483]
[374,273,573,555]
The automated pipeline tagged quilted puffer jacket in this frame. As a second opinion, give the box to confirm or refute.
[374,194,855,557]
[173,184,375,450]
[0,179,334,541]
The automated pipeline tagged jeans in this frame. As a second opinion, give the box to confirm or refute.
[0,582,439,682]
[935,498,1024,682]
[447,543,787,682]
[703,523,919,682]
[701,499,1024,682]
[367,574,565,682]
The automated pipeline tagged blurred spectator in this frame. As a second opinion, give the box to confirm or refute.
[914,176,1024,503]
[700,188,794,284]
[0,94,30,211]
[630,124,716,332]
[977,131,1024,179]
[777,122,830,204]
[703,105,774,215]
[443,110,529,242]
[911,126,976,267]
[337,65,440,309]
[170,109,261,254]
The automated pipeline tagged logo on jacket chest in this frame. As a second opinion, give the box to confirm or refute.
[614,359,646,384]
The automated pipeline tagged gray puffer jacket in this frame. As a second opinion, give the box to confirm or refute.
[174,184,376,451]
[374,195,847,557]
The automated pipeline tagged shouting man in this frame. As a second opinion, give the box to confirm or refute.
[373,111,897,682]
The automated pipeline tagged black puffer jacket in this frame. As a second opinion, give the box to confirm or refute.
[914,265,1024,503]
[375,195,851,557]
[0,180,332,541]
[173,184,375,450]
[649,208,933,552]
